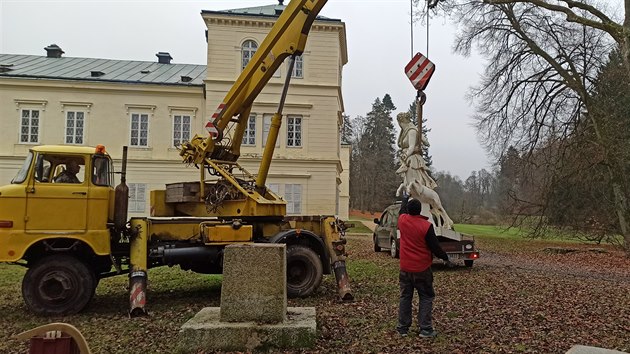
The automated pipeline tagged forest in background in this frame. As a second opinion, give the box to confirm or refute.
[345,49,629,249]
[344,0,630,256]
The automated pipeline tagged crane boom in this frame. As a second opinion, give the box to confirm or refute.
[179,0,328,167]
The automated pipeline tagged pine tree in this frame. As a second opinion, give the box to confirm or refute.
[350,94,400,212]
[340,114,353,145]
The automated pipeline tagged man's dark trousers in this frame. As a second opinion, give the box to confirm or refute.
[397,268,435,334]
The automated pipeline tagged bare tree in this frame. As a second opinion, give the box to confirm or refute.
[418,0,630,254]
[340,113,353,145]
[483,0,630,79]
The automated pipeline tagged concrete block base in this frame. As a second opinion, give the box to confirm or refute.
[177,307,317,353]
[566,345,628,354]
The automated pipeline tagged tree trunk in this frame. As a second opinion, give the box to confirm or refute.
[584,89,630,256]
[611,181,630,258]
[607,6,630,255]
[623,1,630,81]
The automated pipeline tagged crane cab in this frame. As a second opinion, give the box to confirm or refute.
[0,145,114,263]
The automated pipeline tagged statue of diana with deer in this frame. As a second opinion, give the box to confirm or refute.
[395,112,453,229]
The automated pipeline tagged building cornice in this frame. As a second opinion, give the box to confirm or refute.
[253,101,313,110]
[0,77,204,96]
[203,78,340,92]
[202,13,347,65]
[204,15,342,30]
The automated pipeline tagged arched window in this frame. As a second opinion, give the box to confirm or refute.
[241,40,258,70]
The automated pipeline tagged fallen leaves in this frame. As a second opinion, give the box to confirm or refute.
[0,233,629,353]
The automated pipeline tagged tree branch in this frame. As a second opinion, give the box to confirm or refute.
[485,0,624,42]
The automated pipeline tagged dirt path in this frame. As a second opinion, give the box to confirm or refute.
[477,250,630,284]
[347,232,630,284]
[361,220,376,232]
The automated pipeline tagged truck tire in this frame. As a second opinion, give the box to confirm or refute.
[390,238,399,259]
[22,255,95,316]
[286,245,323,298]
[464,260,474,267]
[373,234,381,252]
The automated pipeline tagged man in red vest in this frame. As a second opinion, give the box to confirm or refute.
[396,196,452,338]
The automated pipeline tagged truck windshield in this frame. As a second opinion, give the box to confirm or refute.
[12,151,34,184]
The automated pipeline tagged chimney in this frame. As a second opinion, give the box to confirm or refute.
[0,64,14,73]
[156,52,173,64]
[45,44,64,58]
[275,0,285,15]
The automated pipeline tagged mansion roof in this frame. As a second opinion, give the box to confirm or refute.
[202,3,339,22]
[0,54,206,86]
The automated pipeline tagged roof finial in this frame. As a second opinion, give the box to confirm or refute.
[278,0,284,5]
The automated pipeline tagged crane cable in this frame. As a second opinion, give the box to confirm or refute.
[410,0,432,59]
[426,0,430,58]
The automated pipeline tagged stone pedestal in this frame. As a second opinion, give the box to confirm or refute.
[177,244,317,352]
[566,346,628,354]
[220,243,287,324]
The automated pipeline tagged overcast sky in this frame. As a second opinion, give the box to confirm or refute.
[0,0,490,179]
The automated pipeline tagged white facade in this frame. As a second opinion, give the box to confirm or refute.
[0,5,349,218]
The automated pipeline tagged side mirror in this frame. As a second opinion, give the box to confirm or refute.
[373,218,380,225]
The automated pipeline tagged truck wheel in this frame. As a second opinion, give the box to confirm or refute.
[390,238,399,259]
[373,234,381,252]
[22,255,95,316]
[286,245,323,298]
[464,260,474,267]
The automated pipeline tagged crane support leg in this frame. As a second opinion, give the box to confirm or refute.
[333,260,353,301]
[322,216,353,301]
[129,218,148,317]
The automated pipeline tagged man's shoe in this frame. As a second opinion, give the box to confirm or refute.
[418,329,438,338]
[398,331,408,337]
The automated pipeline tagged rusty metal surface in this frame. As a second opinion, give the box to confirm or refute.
[332,261,353,301]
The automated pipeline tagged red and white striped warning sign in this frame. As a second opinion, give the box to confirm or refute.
[211,103,225,120]
[205,121,219,138]
[405,53,435,91]
[130,282,146,308]
[206,103,225,139]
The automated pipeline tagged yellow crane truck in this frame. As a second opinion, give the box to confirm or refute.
[0,0,352,316]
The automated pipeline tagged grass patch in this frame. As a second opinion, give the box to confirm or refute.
[455,224,587,243]
[455,224,526,239]
[348,259,394,279]
[347,212,379,222]
[346,220,373,234]
[0,264,26,286]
